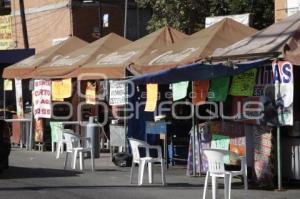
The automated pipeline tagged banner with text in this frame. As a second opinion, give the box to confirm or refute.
[0,15,12,49]
[272,60,293,126]
[33,80,52,119]
[109,80,126,105]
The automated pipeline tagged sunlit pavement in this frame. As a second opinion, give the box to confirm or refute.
[0,148,299,199]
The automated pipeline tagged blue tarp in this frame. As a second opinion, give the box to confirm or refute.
[131,58,271,84]
[128,58,271,141]
[0,49,35,64]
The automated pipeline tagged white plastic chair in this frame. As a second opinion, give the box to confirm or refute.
[63,130,94,171]
[202,149,248,199]
[54,123,71,159]
[128,138,166,186]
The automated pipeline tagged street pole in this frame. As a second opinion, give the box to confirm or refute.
[277,126,282,190]
[19,0,29,48]
[123,0,128,38]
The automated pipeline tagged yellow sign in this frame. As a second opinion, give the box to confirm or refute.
[145,84,158,112]
[0,15,12,50]
[51,78,72,101]
[4,79,12,91]
[86,81,96,105]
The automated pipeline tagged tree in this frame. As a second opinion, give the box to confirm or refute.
[135,0,274,34]
[135,0,209,34]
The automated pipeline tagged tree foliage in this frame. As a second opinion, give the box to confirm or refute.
[135,0,274,34]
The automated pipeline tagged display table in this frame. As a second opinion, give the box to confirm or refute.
[5,118,33,150]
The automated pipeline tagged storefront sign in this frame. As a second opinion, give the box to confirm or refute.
[15,79,24,118]
[109,80,126,105]
[33,80,52,119]
[0,15,12,50]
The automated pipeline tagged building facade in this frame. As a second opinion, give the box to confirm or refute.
[10,0,142,53]
[275,0,300,21]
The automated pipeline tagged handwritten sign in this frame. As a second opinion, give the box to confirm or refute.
[172,81,189,101]
[33,80,52,119]
[230,68,257,96]
[4,79,12,91]
[0,15,12,49]
[109,80,126,105]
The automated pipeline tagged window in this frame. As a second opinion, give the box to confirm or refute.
[103,13,109,28]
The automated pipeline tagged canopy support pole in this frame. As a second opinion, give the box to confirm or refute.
[3,81,6,119]
[192,100,196,176]
[124,80,128,152]
[277,126,282,190]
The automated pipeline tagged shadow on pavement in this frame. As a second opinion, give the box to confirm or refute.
[0,166,82,179]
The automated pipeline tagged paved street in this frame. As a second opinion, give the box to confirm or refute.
[0,148,299,199]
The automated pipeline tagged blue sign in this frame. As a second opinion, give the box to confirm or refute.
[146,121,167,135]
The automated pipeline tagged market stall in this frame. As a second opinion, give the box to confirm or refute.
[128,12,300,189]
[2,37,86,149]
[126,18,257,170]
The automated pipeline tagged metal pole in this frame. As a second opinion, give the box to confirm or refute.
[123,0,128,38]
[277,126,282,190]
[191,78,196,176]
[124,79,128,152]
[192,105,197,176]
[3,81,6,119]
[19,0,29,48]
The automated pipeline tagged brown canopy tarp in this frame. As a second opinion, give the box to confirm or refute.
[211,12,300,61]
[130,18,257,74]
[68,26,187,79]
[32,33,131,79]
[2,36,87,79]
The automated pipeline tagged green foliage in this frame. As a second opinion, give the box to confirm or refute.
[136,0,274,33]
